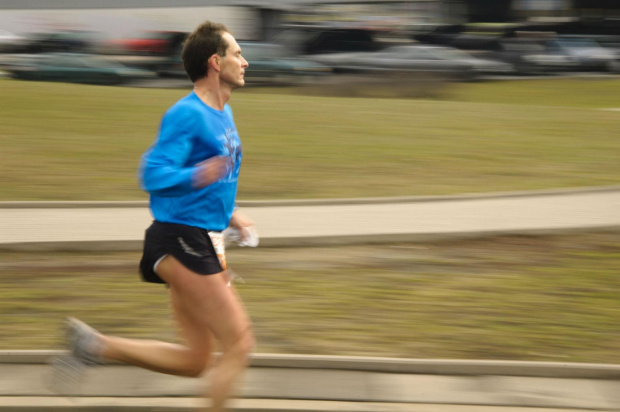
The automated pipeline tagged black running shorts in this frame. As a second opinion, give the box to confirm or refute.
[139,221,223,284]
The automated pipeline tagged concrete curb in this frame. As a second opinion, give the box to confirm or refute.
[0,398,600,412]
[2,351,619,379]
[2,185,620,209]
[2,352,618,411]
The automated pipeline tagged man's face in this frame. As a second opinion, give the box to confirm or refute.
[219,32,248,89]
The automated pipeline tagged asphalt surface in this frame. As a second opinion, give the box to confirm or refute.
[1,185,620,251]
[1,186,619,411]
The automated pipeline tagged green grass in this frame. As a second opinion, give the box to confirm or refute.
[2,77,618,364]
[447,77,620,108]
[0,231,618,363]
[1,77,620,201]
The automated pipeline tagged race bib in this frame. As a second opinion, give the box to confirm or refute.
[207,231,227,270]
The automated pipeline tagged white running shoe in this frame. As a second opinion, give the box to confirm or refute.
[49,318,105,393]
[65,317,105,366]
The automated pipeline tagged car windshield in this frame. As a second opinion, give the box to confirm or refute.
[380,47,430,59]
[557,38,600,48]
[47,56,81,67]
[428,48,472,60]
[82,56,123,68]
[133,31,169,40]
[382,46,473,60]
[46,55,124,69]
[501,41,545,52]
[381,46,414,57]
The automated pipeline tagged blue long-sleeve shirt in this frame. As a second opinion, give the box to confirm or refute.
[138,92,242,231]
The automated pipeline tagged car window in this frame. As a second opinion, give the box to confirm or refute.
[47,56,77,67]
[81,57,119,69]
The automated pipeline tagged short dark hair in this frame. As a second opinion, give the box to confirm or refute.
[182,21,230,83]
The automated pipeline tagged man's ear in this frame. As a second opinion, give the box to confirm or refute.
[209,54,221,72]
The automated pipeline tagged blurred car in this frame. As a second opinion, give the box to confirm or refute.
[0,30,26,53]
[307,45,513,79]
[238,42,331,84]
[546,36,619,71]
[21,30,99,53]
[485,38,579,75]
[106,31,187,56]
[280,28,381,55]
[412,24,464,46]
[413,23,521,51]
[487,35,620,74]
[8,53,156,85]
[158,42,331,85]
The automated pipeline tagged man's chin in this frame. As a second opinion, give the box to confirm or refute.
[232,78,245,89]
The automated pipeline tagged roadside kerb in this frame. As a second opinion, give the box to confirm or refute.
[2,184,620,209]
[2,351,619,380]
[0,398,604,412]
[1,352,619,411]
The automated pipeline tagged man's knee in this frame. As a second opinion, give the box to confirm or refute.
[241,327,255,356]
[231,327,255,360]
[182,350,211,377]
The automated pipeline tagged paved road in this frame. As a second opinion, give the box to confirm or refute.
[1,186,619,250]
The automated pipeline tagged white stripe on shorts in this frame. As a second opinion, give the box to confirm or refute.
[153,254,169,275]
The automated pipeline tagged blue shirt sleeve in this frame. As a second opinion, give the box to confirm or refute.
[139,108,197,197]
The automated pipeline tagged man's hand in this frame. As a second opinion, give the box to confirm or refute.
[192,155,231,188]
[229,210,253,231]
[229,210,258,244]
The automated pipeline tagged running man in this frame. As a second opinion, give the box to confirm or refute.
[60,21,255,412]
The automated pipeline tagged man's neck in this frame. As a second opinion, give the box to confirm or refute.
[193,76,231,111]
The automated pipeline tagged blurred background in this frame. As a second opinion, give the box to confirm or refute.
[0,0,619,87]
[0,0,619,364]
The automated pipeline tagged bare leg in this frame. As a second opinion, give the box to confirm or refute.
[102,337,211,377]
[93,256,253,411]
[160,257,254,411]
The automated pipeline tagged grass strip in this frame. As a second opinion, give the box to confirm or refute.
[1,231,618,364]
[1,77,619,200]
